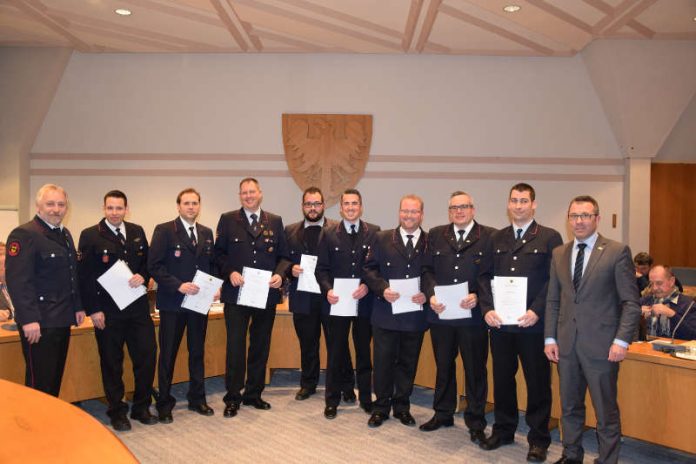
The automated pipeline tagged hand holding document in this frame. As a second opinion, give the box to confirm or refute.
[182,270,223,315]
[434,282,471,320]
[237,267,272,309]
[330,278,360,317]
[97,259,147,310]
[492,276,528,325]
[297,254,321,294]
[389,278,422,314]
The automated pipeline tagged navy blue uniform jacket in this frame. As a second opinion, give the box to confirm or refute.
[421,221,495,327]
[6,216,82,328]
[214,208,290,309]
[148,218,215,312]
[78,219,150,317]
[363,228,429,332]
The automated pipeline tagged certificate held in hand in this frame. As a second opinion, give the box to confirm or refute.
[330,278,360,317]
[389,277,422,314]
[182,270,223,315]
[492,276,527,325]
[97,259,147,311]
[434,282,471,320]
[237,266,272,309]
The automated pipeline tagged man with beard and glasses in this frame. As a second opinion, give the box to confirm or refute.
[6,184,85,397]
[284,187,337,401]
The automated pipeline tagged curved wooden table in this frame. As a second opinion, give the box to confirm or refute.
[0,379,137,463]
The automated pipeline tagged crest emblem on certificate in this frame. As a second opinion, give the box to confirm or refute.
[283,114,372,207]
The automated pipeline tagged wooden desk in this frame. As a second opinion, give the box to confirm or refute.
[0,379,137,463]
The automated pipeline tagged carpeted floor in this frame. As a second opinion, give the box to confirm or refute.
[77,371,694,463]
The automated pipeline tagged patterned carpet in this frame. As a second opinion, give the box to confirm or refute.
[77,371,693,464]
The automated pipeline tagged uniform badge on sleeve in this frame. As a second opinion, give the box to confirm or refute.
[8,241,20,256]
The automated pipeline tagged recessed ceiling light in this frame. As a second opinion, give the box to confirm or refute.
[114,8,132,16]
[503,5,521,13]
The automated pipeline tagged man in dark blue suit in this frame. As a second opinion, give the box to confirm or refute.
[78,190,157,431]
[6,184,85,397]
[363,194,429,428]
[149,188,216,423]
[479,183,563,462]
[285,187,336,401]
[214,178,290,417]
[420,191,495,446]
[316,189,380,420]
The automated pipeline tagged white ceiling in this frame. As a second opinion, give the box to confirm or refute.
[1,0,695,55]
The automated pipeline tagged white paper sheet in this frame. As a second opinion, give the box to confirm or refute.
[237,267,272,309]
[434,282,471,320]
[97,259,147,310]
[297,254,321,294]
[492,276,528,325]
[181,270,224,315]
[330,278,360,317]
[389,277,422,314]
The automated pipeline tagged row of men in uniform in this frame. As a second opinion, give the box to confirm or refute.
[5,180,643,464]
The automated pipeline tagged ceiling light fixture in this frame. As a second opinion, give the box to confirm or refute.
[114,8,132,16]
[503,5,521,13]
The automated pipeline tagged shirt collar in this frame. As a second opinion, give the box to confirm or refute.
[243,208,261,222]
[399,227,421,244]
[38,216,62,231]
[179,216,197,230]
[304,217,325,228]
[453,221,474,239]
[511,219,533,238]
[343,219,360,234]
[573,232,598,251]
[104,220,123,236]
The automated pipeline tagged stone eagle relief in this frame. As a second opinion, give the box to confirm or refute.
[282,114,372,207]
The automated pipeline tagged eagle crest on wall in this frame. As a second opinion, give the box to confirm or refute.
[282,114,372,207]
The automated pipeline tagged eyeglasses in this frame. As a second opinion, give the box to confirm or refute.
[302,201,324,208]
[449,204,473,211]
[568,213,597,222]
[341,201,361,207]
[399,209,421,215]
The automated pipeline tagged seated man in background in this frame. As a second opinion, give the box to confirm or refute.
[633,252,653,295]
[641,265,696,340]
[0,242,14,322]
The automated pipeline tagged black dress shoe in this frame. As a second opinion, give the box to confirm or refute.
[223,403,240,418]
[527,445,548,462]
[158,411,173,424]
[479,434,514,451]
[188,403,214,416]
[130,409,158,425]
[324,405,337,419]
[469,429,487,445]
[393,411,416,426]
[418,415,454,432]
[342,391,357,403]
[110,414,131,432]
[295,387,316,401]
[359,402,373,414]
[242,398,271,410]
[553,457,582,464]
[368,412,389,428]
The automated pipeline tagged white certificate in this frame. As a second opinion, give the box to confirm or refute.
[297,254,321,294]
[330,278,360,317]
[492,276,528,325]
[434,282,471,320]
[237,267,272,309]
[97,259,147,311]
[182,270,224,315]
[389,277,422,314]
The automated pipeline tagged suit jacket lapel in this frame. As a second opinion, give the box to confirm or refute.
[511,221,538,253]
[578,235,607,293]
[175,219,196,254]
[98,219,121,247]
[561,242,574,291]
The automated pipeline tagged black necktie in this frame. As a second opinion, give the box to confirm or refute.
[516,228,523,240]
[115,227,126,246]
[349,224,357,244]
[189,226,197,247]
[406,234,414,259]
[250,213,258,232]
[457,229,465,247]
[573,243,587,291]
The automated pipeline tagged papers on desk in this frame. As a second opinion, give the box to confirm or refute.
[237,267,272,309]
[389,278,422,314]
[181,270,223,315]
[97,259,147,310]
[492,276,527,325]
[434,282,471,320]
[330,278,360,317]
[297,254,320,294]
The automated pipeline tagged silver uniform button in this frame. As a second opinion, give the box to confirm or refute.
[454,265,459,270]
[405,275,410,278]
[453,279,458,283]
[511,267,515,271]
[513,256,518,261]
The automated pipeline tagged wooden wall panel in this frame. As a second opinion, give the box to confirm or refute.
[650,163,696,267]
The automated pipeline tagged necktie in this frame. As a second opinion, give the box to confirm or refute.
[115,227,126,246]
[349,224,357,244]
[250,213,258,232]
[573,243,587,291]
[516,228,523,240]
[406,234,414,259]
[189,226,197,247]
[457,229,465,247]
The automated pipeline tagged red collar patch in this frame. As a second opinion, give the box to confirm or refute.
[8,241,20,257]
